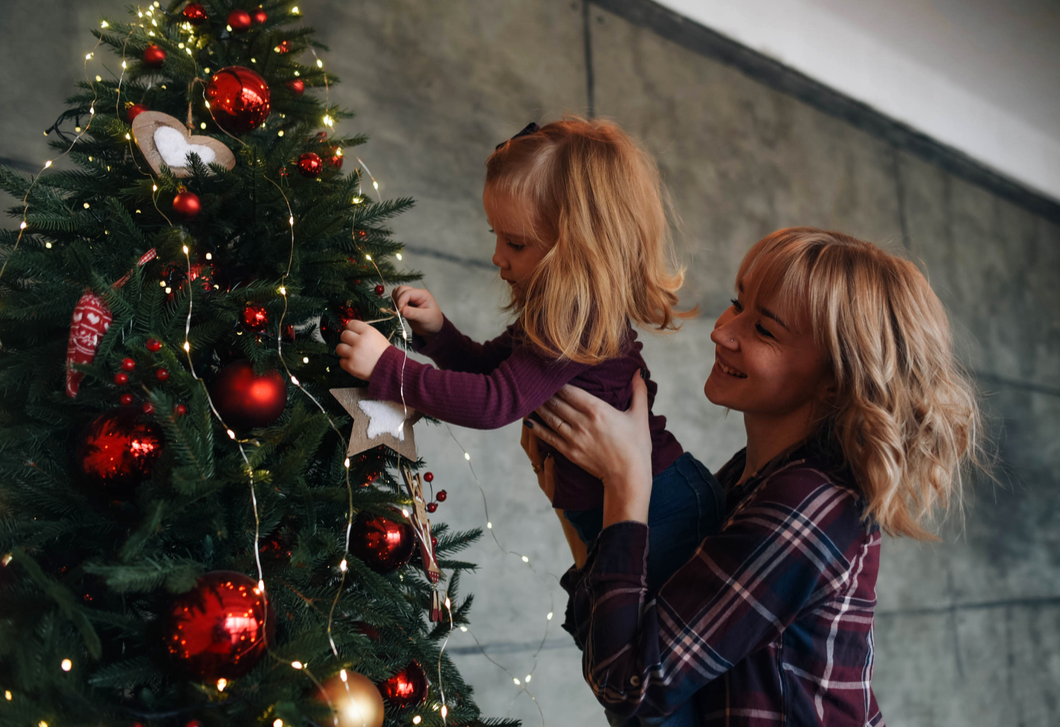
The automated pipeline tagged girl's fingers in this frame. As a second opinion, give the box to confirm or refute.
[335,343,353,358]
[338,329,358,345]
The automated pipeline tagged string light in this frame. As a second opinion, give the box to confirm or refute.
[302,356,309,363]
[216,678,227,691]
[60,659,72,672]
[340,669,348,682]
[274,721,283,727]
[412,718,421,725]
[547,612,554,620]
[3,690,10,700]
[291,661,304,670]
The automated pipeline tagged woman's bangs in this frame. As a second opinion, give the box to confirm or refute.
[737,236,813,333]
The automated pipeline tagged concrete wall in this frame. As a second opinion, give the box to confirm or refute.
[2,1,1058,725]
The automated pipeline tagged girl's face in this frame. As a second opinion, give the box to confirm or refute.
[483,188,549,300]
[704,281,833,423]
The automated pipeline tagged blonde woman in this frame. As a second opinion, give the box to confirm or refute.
[524,228,985,726]
[338,119,722,723]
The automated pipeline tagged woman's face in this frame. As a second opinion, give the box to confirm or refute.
[703,282,833,423]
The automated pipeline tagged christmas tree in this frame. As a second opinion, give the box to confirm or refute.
[0,2,509,726]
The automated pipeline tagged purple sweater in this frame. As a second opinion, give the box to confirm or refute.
[366,316,684,510]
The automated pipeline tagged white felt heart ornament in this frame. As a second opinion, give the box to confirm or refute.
[131,111,236,178]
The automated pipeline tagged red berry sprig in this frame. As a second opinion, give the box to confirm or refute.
[436,490,447,502]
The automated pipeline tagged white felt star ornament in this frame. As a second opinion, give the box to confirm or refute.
[330,388,422,461]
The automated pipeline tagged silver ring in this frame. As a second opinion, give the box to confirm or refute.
[730,338,735,343]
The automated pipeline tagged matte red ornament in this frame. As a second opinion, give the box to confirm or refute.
[121,357,136,372]
[286,78,305,95]
[165,571,275,680]
[426,502,438,514]
[174,404,188,417]
[142,402,155,415]
[227,9,252,31]
[319,304,362,344]
[297,152,323,178]
[251,8,267,25]
[205,66,271,133]
[143,44,166,68]
[113,372,129,386]
[155,368,170,382]
[66,291,113,397]
[120,393,134,406]
[172,190,201,220]
[75,408,165,495]
[182,3,208,25]
[378,661,428,709]
[240,304,269,332]
[210,359,287,431]
[374,284,385,297]
[146,338,163,352]
[350,511,415,574]
[423,472,434,483]
[126,103,149,122]
[436,490,447,502]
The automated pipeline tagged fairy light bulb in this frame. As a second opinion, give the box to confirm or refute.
[525,674,532,682]
[216,678,227,691]
[60,659,72,672]
[291,660,303,670]
[339,559,348,572]
[100,20,108,28]
[44,160,52,168]
[340,669,348,682]
[464,452,471,461]
[460,625,467,632]
[227,429,236,439]
[273,721,283,727]
[521,555,529,563]
[412,717,421,725]
[19,222,27,230]
[3,690,11,700]
[547,611,554,620]
[183,341,190,352]
[487,521,493,529]
[514,677,521,686]
[343,458,351,469]
[302,356,309,364]
[182,245,189,254]
[290,375,300,386]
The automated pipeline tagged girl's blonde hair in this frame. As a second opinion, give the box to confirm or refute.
[485,116,695,364]
[738,227,986,540]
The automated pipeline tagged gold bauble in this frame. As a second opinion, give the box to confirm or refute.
[317,670,385,727]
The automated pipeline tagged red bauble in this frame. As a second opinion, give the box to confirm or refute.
[241,304,269,332]
[274,40,291,54]
[227,9,252,31]
[142,402,155,415]
[251,8,268,24]
[423,472,434,483]
[172,191,201,220]
[143,44,166,69]
[75,408,165,496]
[205,67,271,133]
[350,511,415,574]
[155,368,170,382]
[165,571,275,680]
[297,152,323,178]
[182,3,208,25]
[378,661,428,709]
[286,78,305,95]
[327,150,344,169]
[126,103,149,122]
[113,372,129,386]
[373,285,385,297]
[426,502,438,514]
[121,357,136,372]
[319,304,362,344]
[174,404,188,417]
[210,360,287,431]
[282,324,295,342]
[119,393,134,406]
[436,490,447,502]
[146,338,163,352]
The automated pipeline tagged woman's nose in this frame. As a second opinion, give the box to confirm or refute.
[710,324,738,348]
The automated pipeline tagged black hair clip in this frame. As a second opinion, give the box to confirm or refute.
[495,122,540,149]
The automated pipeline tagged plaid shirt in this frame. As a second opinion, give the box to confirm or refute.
[560,447,885,726]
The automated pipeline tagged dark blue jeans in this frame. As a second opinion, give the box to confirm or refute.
[564,452,724,727]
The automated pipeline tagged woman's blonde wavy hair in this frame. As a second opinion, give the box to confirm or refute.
[485,116,695,364]
[739,227,986,540]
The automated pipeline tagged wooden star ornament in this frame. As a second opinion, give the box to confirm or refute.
[330,388,422,461]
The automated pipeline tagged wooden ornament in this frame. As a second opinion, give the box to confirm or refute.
[131,111,235,178]
[330,388,422,462]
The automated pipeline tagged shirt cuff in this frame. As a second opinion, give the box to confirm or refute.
[365,345,408,402]
[412,316,458,358]
[586,521,649,584]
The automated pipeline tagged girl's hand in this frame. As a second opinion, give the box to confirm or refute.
[528,372,654,526]
[335,320,392,380]
[392,286,444,339]
[520,421,555,501]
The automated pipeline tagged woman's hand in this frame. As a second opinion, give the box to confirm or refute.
[335,320,391,380]
[527,372,654,526]
[392,286,444,339]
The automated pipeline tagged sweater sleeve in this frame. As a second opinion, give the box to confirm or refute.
[560,469,873,719]
[411,316,514,374]
[366,340,590,429]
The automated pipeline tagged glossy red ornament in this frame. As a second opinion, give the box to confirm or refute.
[436,490,447,502]
[286,78,305,95]
[146,338,163,353]
[350,511,415,574]
[426,502,438,514]
[121,357,136,372]
[423,472,434,483]
[210,360,287,431]
[155,368,170,382]
[274,40,291,54]
[113,372,129,386]
[282,324,295,342]
[373,284,385,297]
[378,661,428,709]
[227,9,252,31]
[172,190,201,220]
[240,304,269,332]
[165,570,275,680]
[119,393,134,406]
[174,404,188,417]
[251,8,267,25]
[205,66,271,133]
[182,3,208,25]
[126,103,149,122]
[319,304,362,344]
[142,402,155,415]
[143,44,166,68]
[328,149,344,169]
[75,408,165,495]
[297,152,323,178]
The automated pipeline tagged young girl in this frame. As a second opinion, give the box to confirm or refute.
[522,227,986,726]
[336,117,720,726]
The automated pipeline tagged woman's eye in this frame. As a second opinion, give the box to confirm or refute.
[730,298,743,312]
[756,323,775,339]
